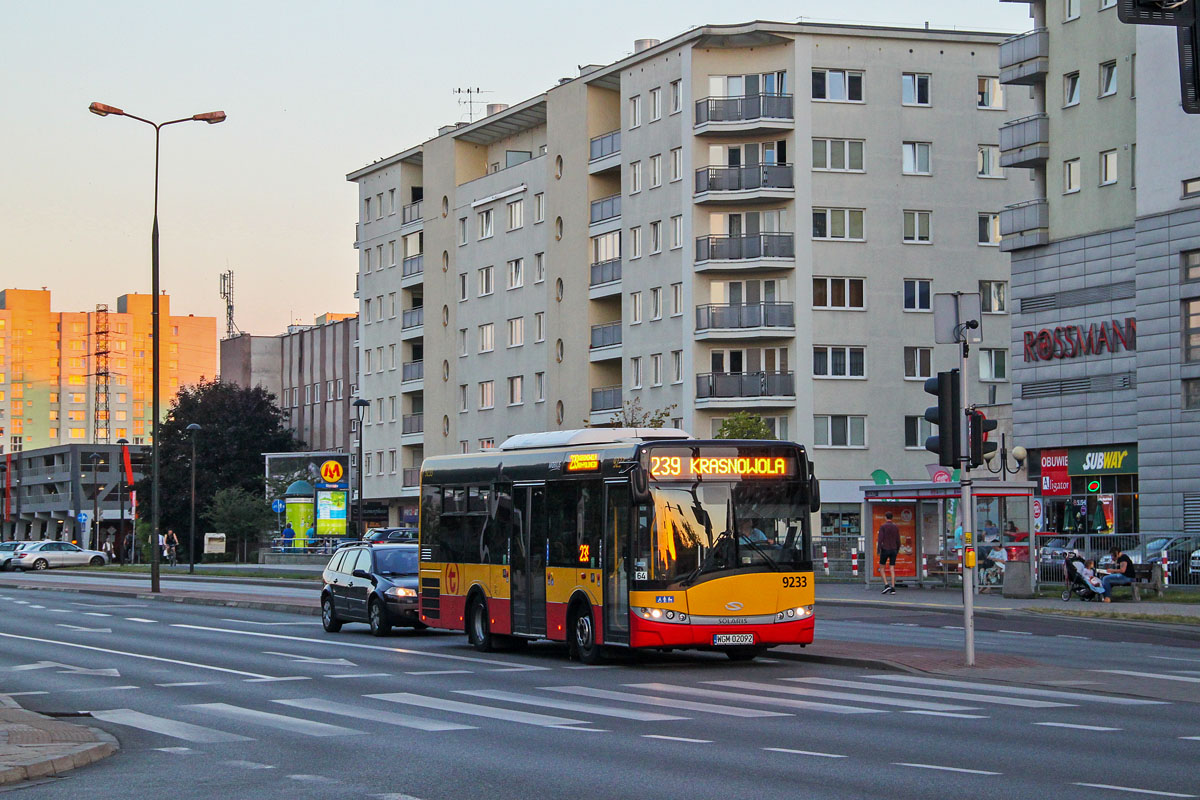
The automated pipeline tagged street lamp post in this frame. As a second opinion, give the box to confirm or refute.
[89,101,225,593]
[353,398,370,538]
[88,453,101,551]
[186,424,201,574]
[116,439,128,564]
[982,433,1027,480]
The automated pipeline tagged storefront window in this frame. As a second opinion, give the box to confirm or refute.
[819,504,861,539]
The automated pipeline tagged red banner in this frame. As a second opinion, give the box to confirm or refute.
[122,444,134,486]
[1040,448,1070,496]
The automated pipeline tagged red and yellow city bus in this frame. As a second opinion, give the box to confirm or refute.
[417,428,820,663]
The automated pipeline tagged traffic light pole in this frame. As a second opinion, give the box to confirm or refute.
[958,341,975,667]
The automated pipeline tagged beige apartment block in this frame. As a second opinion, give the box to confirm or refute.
[349,20,1030,524]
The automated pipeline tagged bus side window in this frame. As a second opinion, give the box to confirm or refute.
[633,504,653,581]
[578,483,602,568]
[546,481,578,568]
[490,486,514,565]
[420,484,441,554]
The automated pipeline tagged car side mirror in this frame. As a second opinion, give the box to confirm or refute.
[352,569,377,584]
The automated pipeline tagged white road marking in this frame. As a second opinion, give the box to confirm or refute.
[562,665,612,670]
[903,710,989,719]
[1180,736,1200,741]
[56,624,111,633]
[790,678,1069,708]
[13,600,29,605]
[545,685,790,718]
[457,689,688,721]
[549,725,608,732]
[126,618,156,623]
[29,605,45,609]
[942,625,964,630]
[630,682,885,715]
[156,682,217,687]
[220,619,314,626]
[1150,655,1200,664]
[325,673,391,679]
[764,747,847,758]
[262,651,356,667]
[223,761,275,769]
[998,629,1033,635]
[70,685,137,692]
[706,680,979,713]
[11,660,120,677]
[6,691,48,697]
[244,676,310,683]
[1096,670,1200,684]
[871,675,1166,705]
[155,747,196,754]
[83,612,113,617]
[288,775,337,783]
[1073,783,1196,798]
[405,670,472,676]
[1057,634,1090,640]
[895,762,1000,776]
[372,794,426,800]
[50,609,73,614]
[370,692,586,728]
[1035,722,1121,731]
[641,734,710,744]
[187,703,365,737]
[274,698,474,732]
[0,632,279,679]
[91,709,251,743]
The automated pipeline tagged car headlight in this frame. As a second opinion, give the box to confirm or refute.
[384,587,417,598]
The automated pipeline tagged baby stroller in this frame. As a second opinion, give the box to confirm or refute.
[1062,554,1102,602]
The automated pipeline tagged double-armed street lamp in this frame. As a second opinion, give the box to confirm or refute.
[353,398,371,538]
[982,434,1027,480]
[88,102,225,592]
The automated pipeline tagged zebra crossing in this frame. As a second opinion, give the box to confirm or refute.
[84,672,1169,747]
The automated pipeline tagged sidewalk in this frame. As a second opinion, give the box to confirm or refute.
[0,695,118,786]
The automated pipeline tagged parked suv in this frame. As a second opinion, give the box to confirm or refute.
[320,543,421,636]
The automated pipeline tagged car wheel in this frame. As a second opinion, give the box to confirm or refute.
[321,596,342,633]
[726,647,766,662]
[89,556,105,567]
[32,559,49,571]
[467,595,493,652]
[570,604,602,665]
[368,599,391,637]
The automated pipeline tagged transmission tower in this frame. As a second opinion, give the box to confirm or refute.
[93,304,111,443]
[219,270,240,339]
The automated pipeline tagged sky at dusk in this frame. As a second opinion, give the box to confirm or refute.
[1,0,1031,337]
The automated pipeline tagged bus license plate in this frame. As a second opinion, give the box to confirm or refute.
[713,633,755,646]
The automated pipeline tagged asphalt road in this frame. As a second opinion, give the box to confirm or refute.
[2,588,1198,800]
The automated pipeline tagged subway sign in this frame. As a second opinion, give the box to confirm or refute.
[1068,446,1137,476]
[1022,317,1136,362]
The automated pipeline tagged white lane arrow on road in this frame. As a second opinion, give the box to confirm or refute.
[262,651,357,667]
[10,660,121,677]
[56,624,113,633]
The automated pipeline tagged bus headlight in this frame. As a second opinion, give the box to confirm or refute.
[777,606,814,622]
[636,607,688,624]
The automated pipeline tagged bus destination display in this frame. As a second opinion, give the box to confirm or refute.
[648,450,798,480]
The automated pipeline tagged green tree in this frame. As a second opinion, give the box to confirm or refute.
[714,411,776,440]
[133,380,304,560]
[589,396,678,429]
[205,487,276,561]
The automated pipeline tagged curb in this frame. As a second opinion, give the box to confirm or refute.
[0,704,120,786]
[8,584,320,617]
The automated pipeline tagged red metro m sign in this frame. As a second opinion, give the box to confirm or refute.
[1022,317,1136,363]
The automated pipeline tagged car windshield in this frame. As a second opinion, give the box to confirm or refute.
[638,482,808,586]
[373,548,418,576]
[1143,538,1172,553]
[1042,538,1072,549]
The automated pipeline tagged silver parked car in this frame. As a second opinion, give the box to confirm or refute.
[12,541,108,571]
[0,541,31,571]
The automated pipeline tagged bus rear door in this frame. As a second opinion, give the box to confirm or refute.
[511,485,547,636]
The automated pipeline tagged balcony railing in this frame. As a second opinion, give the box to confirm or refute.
[401,307,424,330]
[999,113,1050,167]
[695,164,794,194]
[402,254,424,277]
[590,322,622,349]
[402,414,424,435]
[402,468,420,487]
[401,200,423,225]
[402,361,424,382]
[696,371,795,399]
[589,130,621,161]
[591,385,622,412]
[590,194,621,224]
[999,28,1048,85]
[696,302,795,331]
[589,258,622,286]
[695,233,794,262]
[695,94,794,125]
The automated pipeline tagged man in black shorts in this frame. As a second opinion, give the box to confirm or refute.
[877,511,900,594]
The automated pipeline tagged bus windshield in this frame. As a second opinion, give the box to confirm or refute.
[637,482,809,586]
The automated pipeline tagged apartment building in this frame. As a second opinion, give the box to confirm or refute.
[0,289,216,453]
[349,20,1030,528]
[1000,0,1200,539]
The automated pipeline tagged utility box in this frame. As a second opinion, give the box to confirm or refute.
[204,532,227,555]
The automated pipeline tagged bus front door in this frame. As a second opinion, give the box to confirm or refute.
[511,486,547,637]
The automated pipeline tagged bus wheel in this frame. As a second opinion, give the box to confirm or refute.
[726,647,766,662]
[467,596,494,652]
[571,606,602,665]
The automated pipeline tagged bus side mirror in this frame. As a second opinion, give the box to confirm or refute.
[631,465,651,505]
[808,464,821,513]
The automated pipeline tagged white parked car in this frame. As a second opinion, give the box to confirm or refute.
[1190,547,1200,577]
[12,541,108,571]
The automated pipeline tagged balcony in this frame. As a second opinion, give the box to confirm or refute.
[402,468,421,488]
[402,360,424,383]
[999,198,1049,252]
[589,322,622,361]
[695,233,794,272]
[696,371,796,406]
[588,130,621,174]
[589,258,621,299]
[401,307,424,340]
[402,254,424,287]
[695,303,795,341]
[999,28,1048,86]
[694,94,794,135]
[695,164,794,204]
[591,385,622,412]
[589,194,621,225]
[401,200,423,226]
[402,414,424,435]
[999,113,1049,168]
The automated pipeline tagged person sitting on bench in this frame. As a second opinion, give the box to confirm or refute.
[1101,547,1134,597]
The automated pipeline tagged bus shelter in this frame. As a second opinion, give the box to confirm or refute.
[859,480,1037,595]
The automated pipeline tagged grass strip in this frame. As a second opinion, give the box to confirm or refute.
[1027,607,1200,626]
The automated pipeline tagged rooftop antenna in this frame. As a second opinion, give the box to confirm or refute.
[453,87,491,123]
[219,269,241,339]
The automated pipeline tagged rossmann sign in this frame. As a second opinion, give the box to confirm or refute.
[1022,317,1136,362]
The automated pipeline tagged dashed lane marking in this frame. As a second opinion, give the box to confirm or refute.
[0,632,280,679]
[326,673,391,679]
[1035,722,1121,732]
[126,618,157,623]
[223,761,275,769]
[895,763,1000,776]
[642,735,711,744]
[764,747,847,758]
[1073,783,1196,798]
[405,670,473,676]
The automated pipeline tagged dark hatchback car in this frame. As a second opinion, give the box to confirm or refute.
[320,543,421,636]
[361,527,417,544]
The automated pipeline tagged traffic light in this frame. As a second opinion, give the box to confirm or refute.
[924,370,961,468]
[968,410,998,469]
[1118,0,1200,114]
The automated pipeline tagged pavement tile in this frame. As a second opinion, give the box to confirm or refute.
[0,700,120,786]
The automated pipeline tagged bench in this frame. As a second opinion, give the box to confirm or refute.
[1109,563,1164,601]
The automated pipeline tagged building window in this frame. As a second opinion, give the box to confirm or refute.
[479,438,495,450]
[1064,72,1081,106]
[671,283,683,316]
[902,210,932,243]
[651,287,663,320]
[1185,299,1200,362]
[631,292,643,324]
[629,95,641,128]
[980,348,1008,381]
[812,69,864,102]
[458,329,468,357]
[479,323,494,353]
[905,416,934,449]
[363,197,371,222]
[389,344,397,369]
[1064,158,1081,194]
[1183,177,1200,198]
[1100,150,1118,186]
[389,396,397,421]
[650,154,662,188]
[458,273,468,302]
[1065,0,1080,20]
[903,279,932,312]
[977,76,1004,109]
[902,73,931,106]
[535,311,545,342]
[534,252,545,283]
[980,280,1008,313]
[1099,61,1117,97]
[1184,378,1200,410]
[630,226,643,258]
[630,356,642,388]
[670,148,682,181]
[507,317,524,348]
[508,375,523,406]
[651,354,663,386]
[649,221,661,254]
[1182,249,1200,283]
[535,372,546,402]
[363,350,371,374]
[978,213,1001,246]
[672,350,683,383]
[507,199,524,230]
[812,138,865,172]
[458,217,468,245]
[477,208,494,240]
[671,80,682,113]
[671,215,683,249]
[813,346,866,378]
[630,161,642,193]
[902,142,931,175]
[903,346,932,380]
[459,384,468,412]
[534,192,545,223]
[478,265,494,296]
[814,414,866,448]
[507,258,524,289]
[649,87,661,121]
[479,380,495,410]
[812,208,865,240]
[813,277,865,310]
[978,145,1002,178]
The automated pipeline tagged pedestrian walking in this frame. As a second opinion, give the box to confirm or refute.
[165,529,179,567]
[123,531,134,565]
[876,511,900,594]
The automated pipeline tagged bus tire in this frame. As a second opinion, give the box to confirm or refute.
[467,594,494,652]
[725,646,766,662]
[570,603,602,665]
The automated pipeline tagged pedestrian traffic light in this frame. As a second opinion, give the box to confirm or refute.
[924,370,961,468]
[968,409,998,469]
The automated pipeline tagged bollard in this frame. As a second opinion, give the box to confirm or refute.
[1162,550,1170,590]
[922,560,929,579]
[822,545,829,576]
[851,549,859,577]
[957,548,964,574]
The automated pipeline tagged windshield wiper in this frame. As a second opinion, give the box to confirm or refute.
[738,535,780,571]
